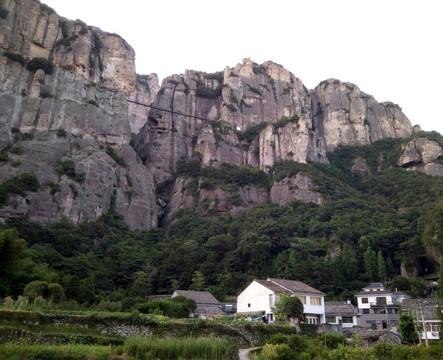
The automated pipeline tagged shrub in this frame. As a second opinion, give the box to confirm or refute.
[0,5,8,19]
[56,128,67,138]
[105,145,126,167]
[0,172,39,205]
[204,71,224,82]
[4,51,26,66]
[196,84,225,99]
[27,57,54,74]
[268,333,289,345]
[274,115,299,129]
[54,159,85,182]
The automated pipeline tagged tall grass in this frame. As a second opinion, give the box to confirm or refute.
[0,344,113,360]
[125,335,238,360]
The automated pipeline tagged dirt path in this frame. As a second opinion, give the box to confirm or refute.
[238,347,262,360]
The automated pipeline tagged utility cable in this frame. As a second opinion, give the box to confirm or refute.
[127,99,215,123]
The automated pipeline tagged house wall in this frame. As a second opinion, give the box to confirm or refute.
[326,315,358,328]
[237,281,274,314]
[237,281,325,323]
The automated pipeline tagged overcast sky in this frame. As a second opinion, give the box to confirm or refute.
[41,0,443,134]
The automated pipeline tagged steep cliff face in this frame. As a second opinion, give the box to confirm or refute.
[311,79,413,153]
[0,0,431,230]
[0,0,157,229]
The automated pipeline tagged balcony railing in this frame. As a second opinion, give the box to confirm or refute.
[369,301,399,306]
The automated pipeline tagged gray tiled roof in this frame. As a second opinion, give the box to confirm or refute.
[173,290,220,304]
[401,298,443,320]
[255,278,324,295]
[325,301,356,316]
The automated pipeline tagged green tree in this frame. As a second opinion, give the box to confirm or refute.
[377,250,387,282]
[0,228,38,297]
[364,246,376,281]
[275,294,304,322]
[129,271,149,298]
[23,280,48,301]
[340,245,358,281]
[189,271,205,291]
[399,313,418,345]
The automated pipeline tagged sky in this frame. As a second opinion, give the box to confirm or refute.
[41,0,443,134]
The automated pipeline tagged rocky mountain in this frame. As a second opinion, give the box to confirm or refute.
[1,0,442,230]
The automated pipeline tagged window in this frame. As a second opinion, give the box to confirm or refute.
[326,316,336,324]
[342,316,353,323]
[362,298,368,304]
[310,297,321,306]
[363,309,369,314]
[297,296,306,304]
[269,294,274,306]
[306,316,318,324]
[376,297,386,305]
[248,303,251,308]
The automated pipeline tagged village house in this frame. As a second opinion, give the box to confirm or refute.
[325,301,358,328]
[355,282,411,333]
[171,290,224,319]
[237,278,325,324]
[401,298,442,343]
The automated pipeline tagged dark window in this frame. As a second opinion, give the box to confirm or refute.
[376,297,386,305]
[362,298,368,303]
[342,317,353,323]
[363,309,369,314]
[248,303,251,308]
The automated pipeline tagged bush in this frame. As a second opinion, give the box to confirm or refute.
[274,115,299,129]
[56,128,67,138]
[0,5,8,19]
[54,159,85,182]
[4,51,26,66]
[0,172,39,205]
[268,333,289,345]
[27,57,54,74]
[105,145,126,167]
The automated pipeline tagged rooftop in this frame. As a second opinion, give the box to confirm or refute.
[173,290,220,304]
[255,278,325,295]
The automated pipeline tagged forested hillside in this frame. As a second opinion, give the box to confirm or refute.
[1,132,442,309]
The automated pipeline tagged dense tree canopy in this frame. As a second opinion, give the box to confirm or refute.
[1,135,443,307]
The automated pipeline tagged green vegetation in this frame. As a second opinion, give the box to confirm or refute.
[273,115,299,129]
[3,51,26,66]
[204,71,224,83]
[27,57,54,74]
[196,84,225,99]
[255,332,443,360]
[0,134,442,311]
[0,5,8,19]
[54,159,85,182]
[0,173,39,206]
[105,145,126,167]
[235,122,269,146]
[56,128,67,138]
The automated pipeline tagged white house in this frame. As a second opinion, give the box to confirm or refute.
[237,277,325,324]
[325,301,358,328]
[402,298,442,342]
[355,283,411,332]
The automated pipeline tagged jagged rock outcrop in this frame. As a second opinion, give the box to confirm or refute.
[398,138,443,176]
[0,0,428,229]
[0,0,157,229]
[312,79,413,153]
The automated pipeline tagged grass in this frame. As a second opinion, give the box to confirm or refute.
[125,335,237,360]
[0,344,114,360]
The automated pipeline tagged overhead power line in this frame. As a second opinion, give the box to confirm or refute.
[127,99,214,122]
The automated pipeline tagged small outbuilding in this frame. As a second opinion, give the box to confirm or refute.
[172,290,224,319]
